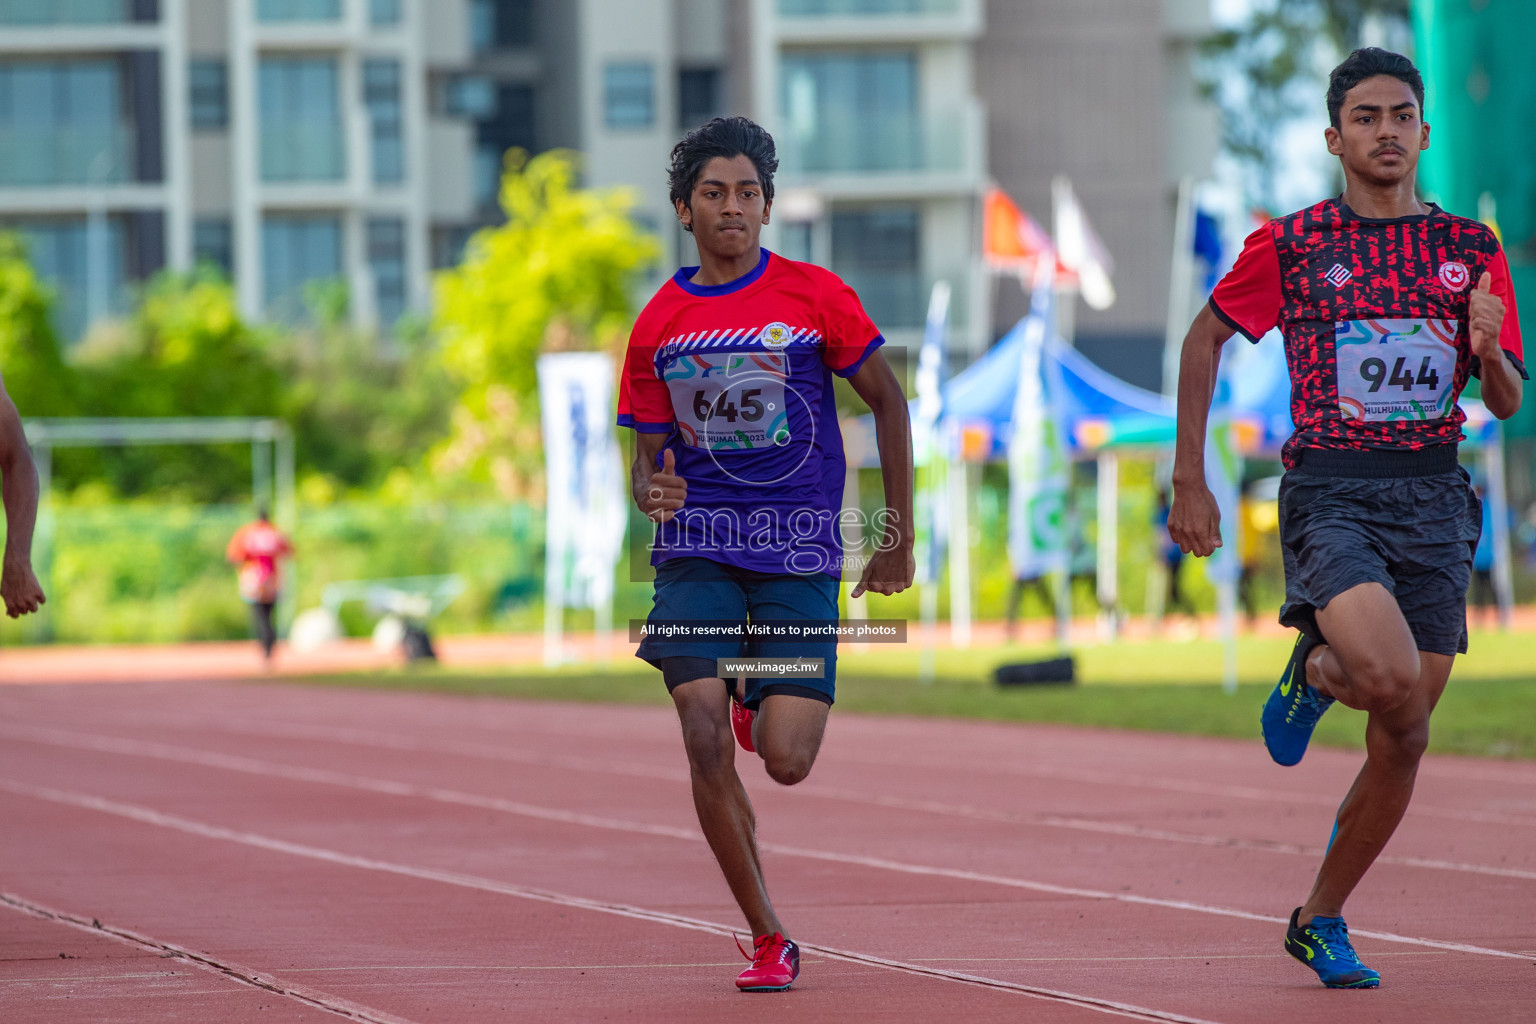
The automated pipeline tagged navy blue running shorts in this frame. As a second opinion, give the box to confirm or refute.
[1277,445,1481,657]
[635,556,840,709]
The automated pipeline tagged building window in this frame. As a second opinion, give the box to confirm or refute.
[0,59,130,187]
[369,0,400,26]
[259,56,343,182]
[368,217,406,328]
[475,82,534,206]
[471,0,534,52]
[781,49,919,173]
[262,214,341,321]
[256,0,339,21]
[604,62,654,129]
[677,67,720,130]
[193,218,232,277]
[831,204,923,328]
[445,75,495,118]
[0,0,136,24]
[363,58,403,184]
[7,215,127,343]
[432,226,473,270]
[189,59,227,131]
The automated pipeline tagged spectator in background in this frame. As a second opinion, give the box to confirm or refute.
[227,508,292,665]
[1470,483,1497,628]
[1155,488,1197,628]
[1238,481,1264,627]
[1004,500,1104,642]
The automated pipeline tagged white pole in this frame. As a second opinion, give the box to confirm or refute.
[1218,579,1239,694]
[1486,430,1515,630]
[947,460,972,650]
[1164,177,1196,398]
[845,464,870,654]
[1096,452,1119,640]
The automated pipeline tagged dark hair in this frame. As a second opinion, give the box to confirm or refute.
[667,116,778,232]
[1326,47,1425,129]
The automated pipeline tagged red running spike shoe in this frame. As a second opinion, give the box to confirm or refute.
[730,693,756,753]
[735,932,799,992]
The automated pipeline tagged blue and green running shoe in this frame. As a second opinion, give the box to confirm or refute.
[1261,634,1334,766]
[1285,908,1380,988]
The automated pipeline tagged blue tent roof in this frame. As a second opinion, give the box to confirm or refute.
[935,315,1174,459]
[862,315,1499,467]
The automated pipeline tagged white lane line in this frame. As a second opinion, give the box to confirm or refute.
[0,892,421,1024]
[47,706,1536,830]
[0,779,1227,1024]
[836,750,1536,830]
[2,726,1529,963]
[7,718,1534,883]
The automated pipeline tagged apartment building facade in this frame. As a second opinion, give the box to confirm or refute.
[1,0,1215,382]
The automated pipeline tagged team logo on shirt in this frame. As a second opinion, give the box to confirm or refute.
[1324,264,1352,287]
[759,322,791,349]
[1438,261,1470,291]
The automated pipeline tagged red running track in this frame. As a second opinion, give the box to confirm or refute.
[0,681,1532,1023]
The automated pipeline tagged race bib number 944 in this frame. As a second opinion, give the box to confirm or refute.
[1333,318,1458,422]
[663,352,791,451]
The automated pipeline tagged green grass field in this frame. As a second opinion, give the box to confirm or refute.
[288,628,1536,760]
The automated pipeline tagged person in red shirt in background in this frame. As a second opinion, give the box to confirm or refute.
[226,508,292,664]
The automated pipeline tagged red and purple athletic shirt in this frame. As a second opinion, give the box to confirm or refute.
[1210,197,1526,469]
[617,248,884,578]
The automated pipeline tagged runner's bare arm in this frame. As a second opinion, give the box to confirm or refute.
[0,372,45,617]
[1470,272,1523,420]
[846,350,914,598]
[631,432,686,524]
[1169,303,1237,558]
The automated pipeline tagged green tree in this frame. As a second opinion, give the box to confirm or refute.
[0,231,77,416]
[277,298,457,495]
[433,149,660,499]
[1199,0,1411,208]
[67,268,285,499]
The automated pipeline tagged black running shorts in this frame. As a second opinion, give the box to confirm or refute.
[1277,445,1481,657]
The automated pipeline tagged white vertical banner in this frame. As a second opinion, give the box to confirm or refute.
[538,352,628,666]
[1203,374,1244,693]
[914,282,951,678]
[1006,304,1071,590]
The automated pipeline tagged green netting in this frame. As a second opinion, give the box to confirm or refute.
[1414,0,1536,436]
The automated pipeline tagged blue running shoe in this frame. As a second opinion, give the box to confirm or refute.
[1285,908,1380,988]
[1261,634,1334,766]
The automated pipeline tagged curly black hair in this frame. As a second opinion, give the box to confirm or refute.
[667,117,778,233]
[1326,47,1424,129]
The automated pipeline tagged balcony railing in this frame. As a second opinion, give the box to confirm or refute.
[0,0,130,24]
[778,0,961,15]
[778,106,978,179]
[260,124,345,183]
[0,125,133,187]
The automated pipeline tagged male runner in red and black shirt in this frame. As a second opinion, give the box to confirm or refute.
[1170,48,1524,989]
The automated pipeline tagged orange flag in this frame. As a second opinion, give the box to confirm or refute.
[983,187,1071,285]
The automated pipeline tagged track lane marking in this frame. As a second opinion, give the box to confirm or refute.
[0,780,1227,1024]
[6,720,1534,883]
[0,892,421,1024]
[42,706,1536,829]
[1,729,1529,963]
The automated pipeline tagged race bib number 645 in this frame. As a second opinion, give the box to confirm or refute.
[1333,318,1458,422]
[663,352,791,451]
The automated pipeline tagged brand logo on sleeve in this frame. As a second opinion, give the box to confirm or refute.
[1324,264,1352,287]
[760,322,791,349]
[1438,261,1470,291]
